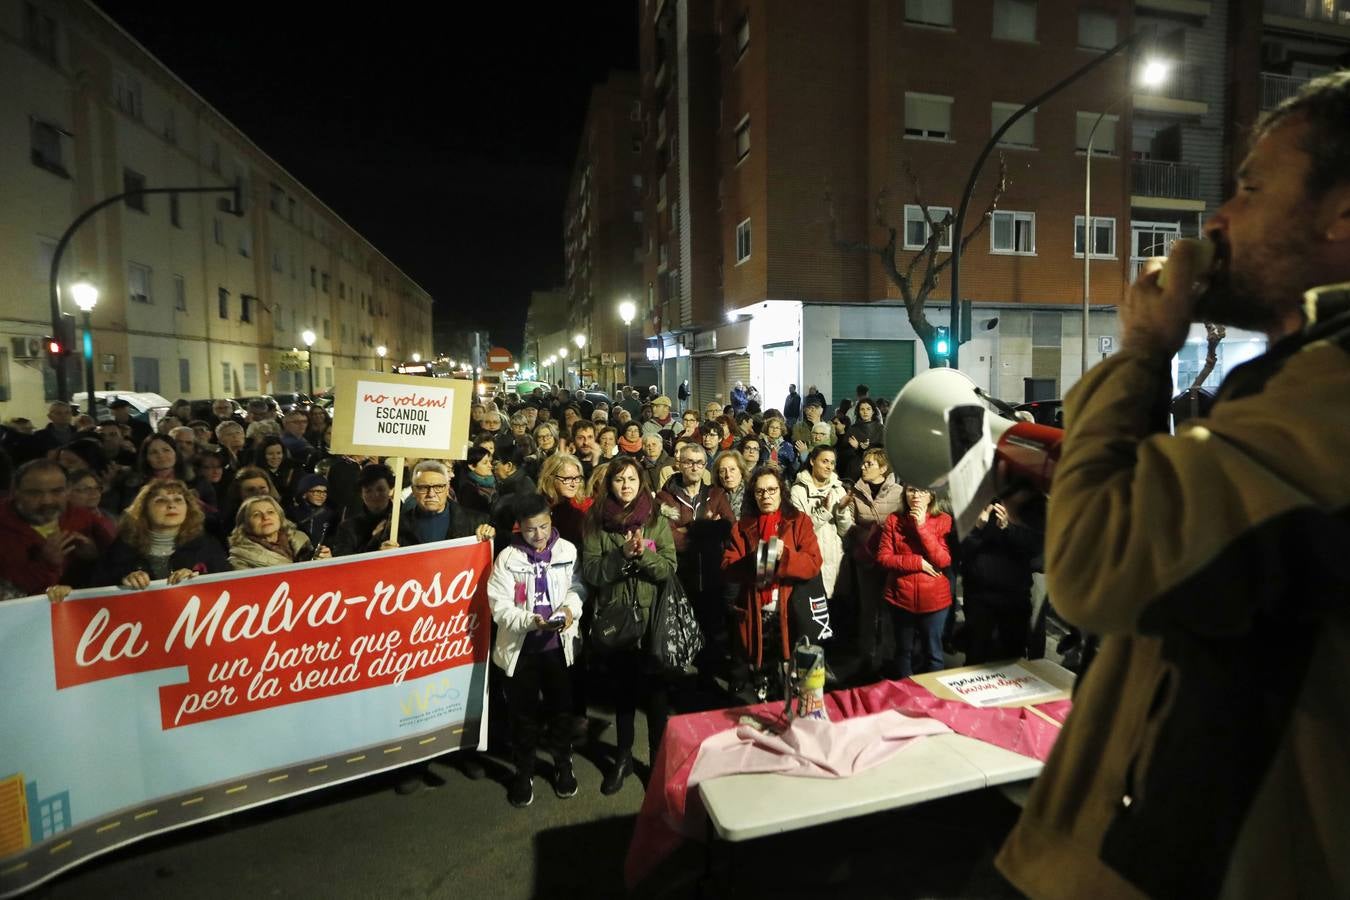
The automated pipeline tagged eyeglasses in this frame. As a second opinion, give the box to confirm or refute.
[680,459,706,468]
[306,488,329,495]
[555,475,582,484]
[412,483,450,495]
[754,486,780,496]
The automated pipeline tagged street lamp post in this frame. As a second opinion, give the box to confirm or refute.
[49,182,240,402]
[618,299,636,391]
[301,329,316,398]
[947,28,1154,369]
[70,280,98,407]
[558,347,569,389]
[377,345,387,372]
[1081,60,1169,377]
[573,333,586,390]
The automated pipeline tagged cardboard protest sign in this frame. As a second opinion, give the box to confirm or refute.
[932,662,1061,708]
[329,369,472,460]
[0,539,490,896]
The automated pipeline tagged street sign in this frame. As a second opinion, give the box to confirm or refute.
[486,347,514,371]
[1098,336,1115,354]
[600,352,616,366]
[278,350,309,372]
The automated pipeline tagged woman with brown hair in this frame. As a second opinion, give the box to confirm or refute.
[580,456,677,795]
[843,447,905,678]
[722,465,823,693]
[877,483,953,677]
[92,479,229,588]
[228,495,330,570]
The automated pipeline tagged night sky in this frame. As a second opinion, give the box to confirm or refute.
[92,1,638,353]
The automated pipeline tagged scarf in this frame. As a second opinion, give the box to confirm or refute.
[515,529,561,653]
[618,436,643,454]
[248,533,296,563]
[602,490,653,534]
[758,510,782,540]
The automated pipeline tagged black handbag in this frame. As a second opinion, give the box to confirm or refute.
[788,573,834,645]
[647,575,706,673]
[590,583,644,653]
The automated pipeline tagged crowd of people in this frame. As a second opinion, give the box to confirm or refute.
[0,380,1046,809]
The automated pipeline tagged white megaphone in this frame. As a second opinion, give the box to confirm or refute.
[885,368,1063,536]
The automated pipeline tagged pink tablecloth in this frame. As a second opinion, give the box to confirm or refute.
[623,678,1072,889]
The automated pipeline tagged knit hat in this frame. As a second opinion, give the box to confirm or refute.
[294,473,328,498]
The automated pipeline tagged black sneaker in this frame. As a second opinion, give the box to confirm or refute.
[457,752,487,781]
[601,751,632,796]
[553,757,578,799]
[507,774,533,808]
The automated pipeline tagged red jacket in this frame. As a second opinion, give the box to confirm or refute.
[0,500,116,596]
[722,510,823,666]
[876,511,953,613]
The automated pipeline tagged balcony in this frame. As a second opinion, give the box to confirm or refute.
[1131,159,1204,210]
[1261,71,1310,108]
[1264,0,1350,33]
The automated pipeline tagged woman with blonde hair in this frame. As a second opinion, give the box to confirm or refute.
[538,452,591,546]
[228,495,331,570]
[92,479,228,588]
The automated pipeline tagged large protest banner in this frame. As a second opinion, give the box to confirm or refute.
[0,538,490,897]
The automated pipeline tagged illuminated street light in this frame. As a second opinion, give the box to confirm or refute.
[618,299,636,388]
[70,279,99,407]
[301,329,316,396]
[377,344,387,372]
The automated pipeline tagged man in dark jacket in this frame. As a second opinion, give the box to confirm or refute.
[804,385,828,418]
[782,384,802,428]
[0,459,113,595]
[958,500,1040,664]
[331,464,395,556]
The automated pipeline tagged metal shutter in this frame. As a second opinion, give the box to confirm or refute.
[695,357,722,413]
[724,354,751,397]
[829,339,916,410]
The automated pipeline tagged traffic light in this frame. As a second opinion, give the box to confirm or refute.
[44,335,62,362]
[933,326,951,359]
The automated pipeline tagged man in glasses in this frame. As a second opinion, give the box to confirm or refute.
[379,458,494,792]
[656,444,734,689]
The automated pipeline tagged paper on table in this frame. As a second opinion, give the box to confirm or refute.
[934,663,1061,708]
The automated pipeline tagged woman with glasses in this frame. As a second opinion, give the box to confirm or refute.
[843,448,904,679]
[527,422,560,482]
[580,457,677,795]
[877,483,953,677]
[759,417,799,478]
[538,453,591,546]
[722,465,823,696]
[90,479,227,588]
[737,435,763,471]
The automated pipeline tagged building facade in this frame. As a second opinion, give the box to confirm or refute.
[562,72,645,392]
[636,0,1281,413]
[2,0,433,420]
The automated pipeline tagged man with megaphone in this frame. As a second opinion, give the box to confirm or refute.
[984,74,1350,899]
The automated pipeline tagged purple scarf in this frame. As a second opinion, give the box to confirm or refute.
[515,529,561,653]
[602,490,653,534]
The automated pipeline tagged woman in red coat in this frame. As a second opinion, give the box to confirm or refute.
[722,465,824,680]
[876,484,953,677]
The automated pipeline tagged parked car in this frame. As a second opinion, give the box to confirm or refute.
[1012,399,1064,427]
[269,392,314,413]
[505,380,550,398]
[72,390,171,429]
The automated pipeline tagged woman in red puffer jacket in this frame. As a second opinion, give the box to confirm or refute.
[877,484,952,678]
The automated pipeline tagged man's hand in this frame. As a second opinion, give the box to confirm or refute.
[475,524,496,543]
[380,540,400,550]
[47,585,73,604]
[1120,243,1204,358]
[39,531,80,568]
[167,568,197,585]
[794,439,807,454]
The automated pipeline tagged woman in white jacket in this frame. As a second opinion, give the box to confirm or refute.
[789,445,854,598]
[486,493,586,809]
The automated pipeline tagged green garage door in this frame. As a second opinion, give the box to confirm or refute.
[830,339,916,409]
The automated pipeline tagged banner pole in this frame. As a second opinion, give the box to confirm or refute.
[389,455,405,544]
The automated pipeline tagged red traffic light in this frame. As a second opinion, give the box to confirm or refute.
[47,339,63,355]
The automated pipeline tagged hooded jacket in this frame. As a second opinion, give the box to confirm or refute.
[845,473,904,560]
[486,532,586,676]
[788,468,853,597]
[995,301,1350,900]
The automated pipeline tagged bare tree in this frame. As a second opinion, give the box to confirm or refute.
[827,158,1010,367]
[1183,322,1226,419]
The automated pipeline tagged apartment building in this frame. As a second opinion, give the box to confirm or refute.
[2,0,433,421]
[637,0,1282,411]
[562,72,645,391]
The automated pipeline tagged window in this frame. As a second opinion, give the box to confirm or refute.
[735,218,751,264]
[269,183,283,213]
[905,0,952,27]
[735,116,750,163]
[243,363,259,392]
[240,294,252,323]
[993,0,1036,42]
[213,218,224,245]
[1074,216,1116,258]
[288,197,296,221]
[323,319,331,339]
[321,273,330,294]
[735,12,749,59]
[1075,112,1118,155]
[0,348,10,402]
[1031,311,1061,393]
[123,169,147,212]
[169,192,181,227]
[24,2,58,63]
[218,287,229,319]
[903,205,954,252]
[239,228,252,257]
[325,367,333,388]
[173,273,186,311]
[991,210,1036,254]
[904,93,952,140]
[179,358,191,394]
[992,102,1036,148]
[339,282,346,299]
[113,72,142,119]
[1078,9,1117,51]
[221,362,231,391]
[128,263,151,304]
[30,120,66,175]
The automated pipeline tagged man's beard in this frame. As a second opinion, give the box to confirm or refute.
[1195,229,1311,333]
